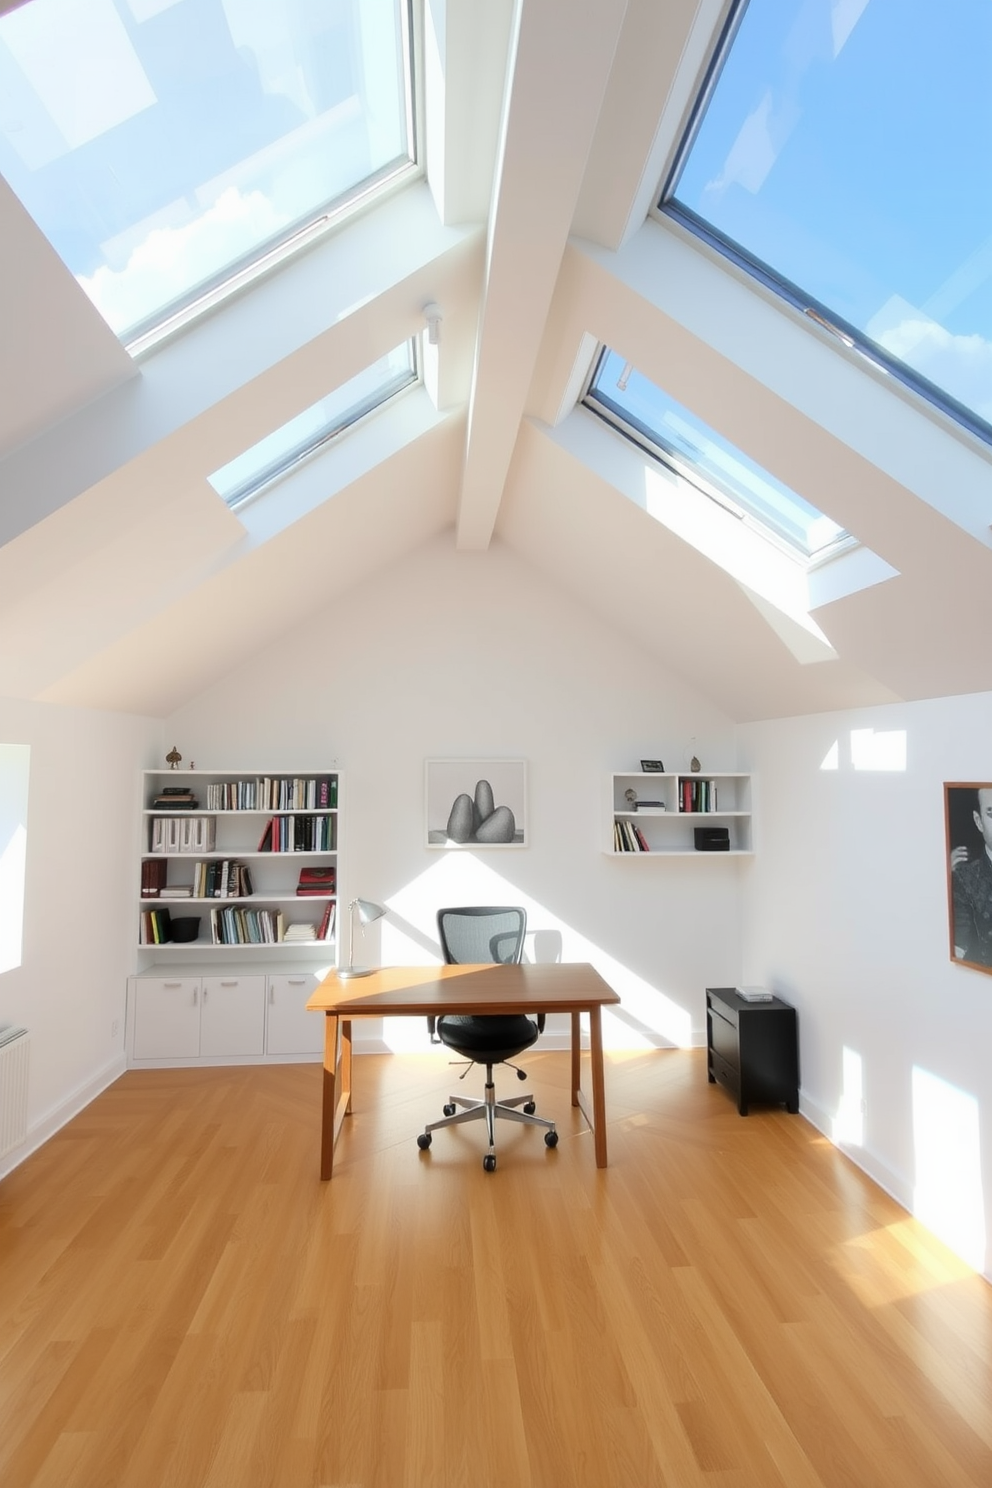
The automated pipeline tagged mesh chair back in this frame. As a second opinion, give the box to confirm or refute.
[437,906,526,965]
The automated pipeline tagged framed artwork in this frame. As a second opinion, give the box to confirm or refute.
[945,781,992,975]
[640,759,665,772]
[426,759,527,848]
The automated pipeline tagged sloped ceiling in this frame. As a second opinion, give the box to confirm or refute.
[0,0,990,722]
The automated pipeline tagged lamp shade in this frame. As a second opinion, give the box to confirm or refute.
[339,897,389,978]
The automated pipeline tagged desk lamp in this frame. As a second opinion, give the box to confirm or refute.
[339,897,388,978]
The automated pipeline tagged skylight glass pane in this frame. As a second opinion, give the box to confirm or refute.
[208,340,416,508]
[0,0,412,344]
[586,348,847,557]
[665,0,992,439]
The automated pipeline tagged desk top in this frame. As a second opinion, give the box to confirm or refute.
[307,962,620,1016]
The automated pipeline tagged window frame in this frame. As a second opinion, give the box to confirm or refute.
[128,0,420,357]
[655,0,992,450]
[581,345,855,569]
[209,338,420,512]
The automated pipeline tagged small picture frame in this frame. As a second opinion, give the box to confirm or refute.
[640,759,665,773]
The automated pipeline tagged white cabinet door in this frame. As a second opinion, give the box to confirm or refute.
[200,976,266,1057]
[133,978,201,1059]
[265,974,324,1056]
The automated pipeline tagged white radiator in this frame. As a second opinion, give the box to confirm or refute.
[0,1026,29,1159]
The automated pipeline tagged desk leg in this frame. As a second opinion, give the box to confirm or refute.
[341,1018,353,1115]
[588,1005,608,1168]
[320,1014,355,1180]
[571,1007,609,1168]
[320,1014,339,1179]
[570,1011,581,1107]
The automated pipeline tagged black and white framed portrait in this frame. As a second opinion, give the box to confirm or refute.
[945,782,992,975]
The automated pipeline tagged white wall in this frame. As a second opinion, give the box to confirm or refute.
[0,695,159,1177]
[166,533,750,1051]
[739,694,992,1279]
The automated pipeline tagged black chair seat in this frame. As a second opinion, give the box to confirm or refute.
[417,906,557,1171]
[437,1013,539,1064]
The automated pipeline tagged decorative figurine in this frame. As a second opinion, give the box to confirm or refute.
[166,745,182,770]
[624,788,638,806]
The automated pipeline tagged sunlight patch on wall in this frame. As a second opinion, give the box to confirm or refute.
[0,744,30,975]
[820,739,839,771]
[851,728,907,771]
[380,855,692,1052]
[912,1066,986,1272]
[832,1045,864,1147]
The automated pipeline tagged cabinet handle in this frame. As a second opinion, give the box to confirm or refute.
[193,988,198,1005]
[164,981,181,988]
[270,986,275,1004]
[220,980,237,987]
[287,978,307,985]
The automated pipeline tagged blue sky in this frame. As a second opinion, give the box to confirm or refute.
[672,0,992,426]
[0,0,407,337]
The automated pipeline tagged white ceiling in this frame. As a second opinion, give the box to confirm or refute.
[1,0,990,722]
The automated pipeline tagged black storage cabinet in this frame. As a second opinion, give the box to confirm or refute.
[706,987,799,1116]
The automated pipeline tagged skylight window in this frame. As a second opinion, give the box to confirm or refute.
[662,0,992,443]
[208,340,417,509]
[584,347,849,561]
[0,0,415,351]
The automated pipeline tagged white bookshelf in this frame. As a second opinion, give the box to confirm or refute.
[137,768,339,960]
[607,771,753,856]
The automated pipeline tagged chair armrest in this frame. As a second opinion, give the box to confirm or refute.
[427,1014,439,1043]
[537,1013,545,1034]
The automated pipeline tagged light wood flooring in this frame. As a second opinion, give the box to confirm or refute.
[1,1048,990,1487]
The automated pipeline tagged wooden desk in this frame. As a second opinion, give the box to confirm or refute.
[307,962,621,1178]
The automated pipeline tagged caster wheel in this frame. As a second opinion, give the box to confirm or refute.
[483,1153,497,1173]
[442,1103,456,1117]
[545,1130,558,1148]
[417,1132,432,1150]
[516,1068,527,1081]
[523,1100,536,1115]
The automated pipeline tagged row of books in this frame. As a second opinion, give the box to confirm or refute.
[203,776,337,812]
[258,815,335,852]
[208,900,335,944]
[679,779,718,813]
[150,816,216,854]
[139,908,176,944]
[614,818,650,852]
[193,859,254,898]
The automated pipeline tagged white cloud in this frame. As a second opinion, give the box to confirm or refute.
[707,89,801,199]
[869,295,992,423]
[78,187,288,334]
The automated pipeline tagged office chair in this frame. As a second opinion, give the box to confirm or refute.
[416,906,558,1172]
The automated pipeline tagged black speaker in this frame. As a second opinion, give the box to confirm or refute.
[694,826,730,851]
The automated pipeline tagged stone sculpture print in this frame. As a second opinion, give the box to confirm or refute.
[446,778,516,844]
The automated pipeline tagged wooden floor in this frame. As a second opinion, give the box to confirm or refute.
[1,1049,990,1488]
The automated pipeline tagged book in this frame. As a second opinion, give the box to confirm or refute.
[735,986,773,1002]
[317,900,336,940]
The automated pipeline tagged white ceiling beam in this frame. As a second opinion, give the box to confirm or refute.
[572,0,728,251]
[423,0,515,226]
[455,0,628,550]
